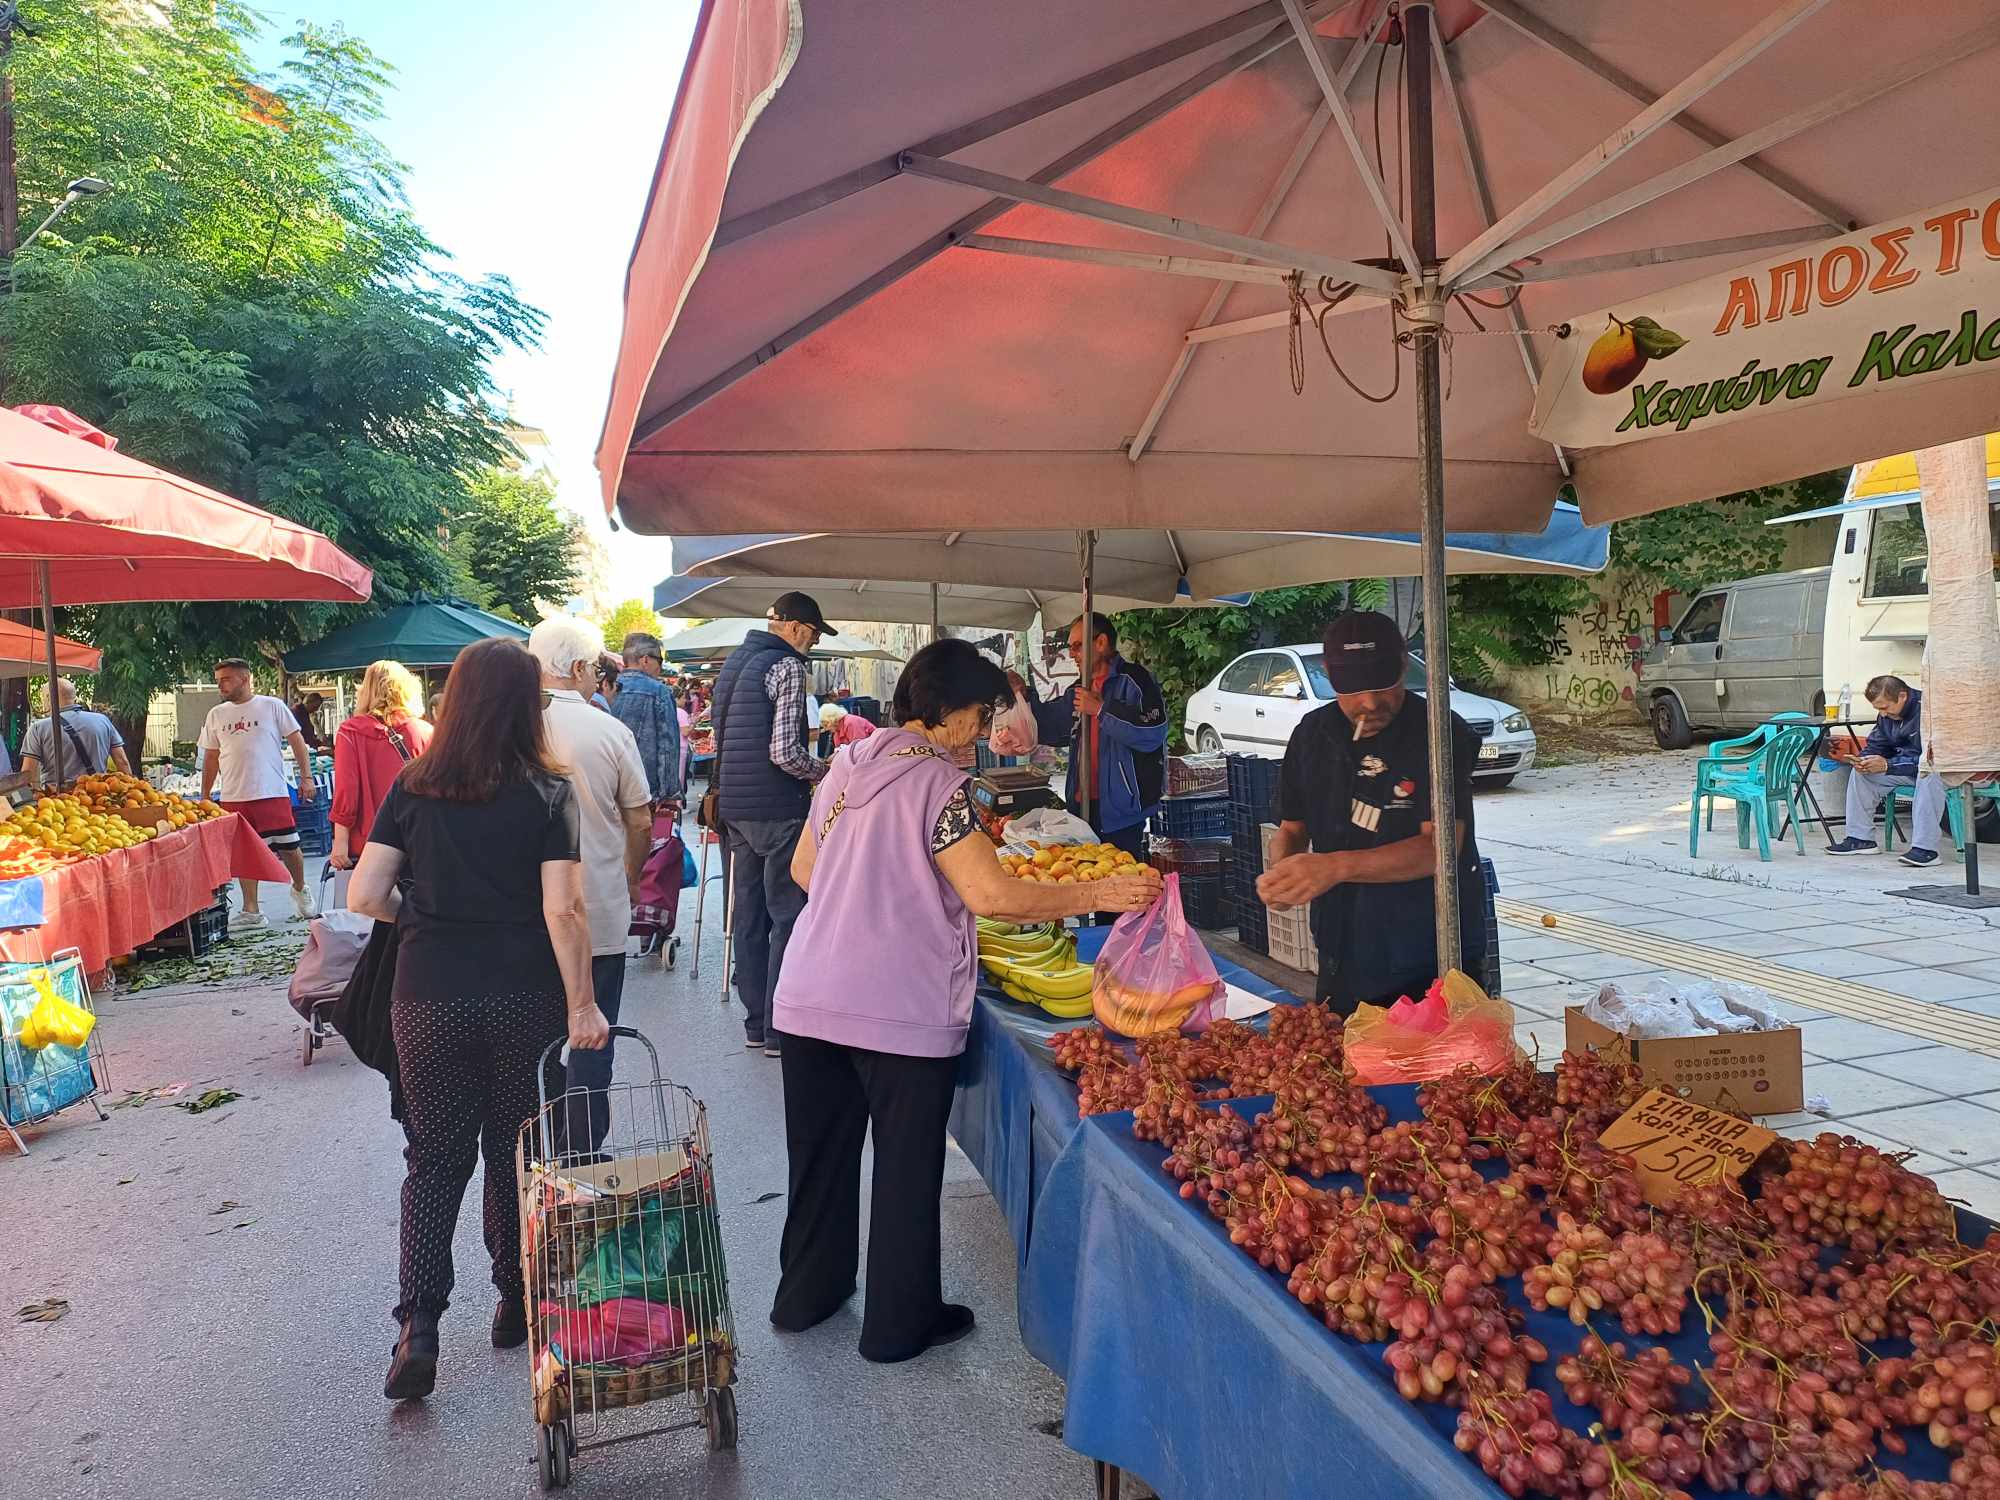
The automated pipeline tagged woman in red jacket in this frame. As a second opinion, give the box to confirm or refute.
[330,660,435,873]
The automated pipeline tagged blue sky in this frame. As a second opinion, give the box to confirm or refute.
[247,0,703,605]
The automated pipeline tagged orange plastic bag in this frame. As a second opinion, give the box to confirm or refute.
[1342,970,1520,1085]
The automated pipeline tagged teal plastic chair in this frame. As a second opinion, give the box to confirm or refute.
[1697,713,1812,833]
[1882,779,2000,855]
[1690,720,1819,860]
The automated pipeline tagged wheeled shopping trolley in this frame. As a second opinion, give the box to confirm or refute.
[516,1026,739,1490]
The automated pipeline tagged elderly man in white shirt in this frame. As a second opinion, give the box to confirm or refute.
[529,617,654,1155]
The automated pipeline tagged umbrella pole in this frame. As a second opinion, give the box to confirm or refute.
[1406,4,1462,974]
[929,582,940,645]
[39,560,62,790]
[1078,529,1095,833]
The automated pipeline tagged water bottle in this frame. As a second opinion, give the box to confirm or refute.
[1836,682,1852,721]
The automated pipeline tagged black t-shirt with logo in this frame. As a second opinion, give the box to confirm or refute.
[1275,692,1486,1008]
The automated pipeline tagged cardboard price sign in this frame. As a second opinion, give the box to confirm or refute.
[1597,1088,1776,1205]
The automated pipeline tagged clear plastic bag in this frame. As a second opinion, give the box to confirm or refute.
[1004,806,1098,847]
[988,693,1039,758]
[1091,873,1222,1037]
[1343,971,1520,1084]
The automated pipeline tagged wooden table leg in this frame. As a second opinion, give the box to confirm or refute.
[1094,1460,1121,1500]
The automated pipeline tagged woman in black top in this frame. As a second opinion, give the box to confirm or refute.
[349,638,608,1401]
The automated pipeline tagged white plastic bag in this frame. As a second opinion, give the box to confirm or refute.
[988,694,1039,759]
[1584,980,1701,1040]
[288,909,375,1020]
[1678,982,1760,1034]
[1003,806,1098,847]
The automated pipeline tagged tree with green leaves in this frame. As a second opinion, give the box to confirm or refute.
[3,4,542,716]
[447,468,583,622]
[1607,471,1848,597]
[602,600,665,652]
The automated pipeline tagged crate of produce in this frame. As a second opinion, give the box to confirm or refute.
[1147,836,1229,878]
[137,901,230,960]
[1165,752,1227,799]
[1151,793,1227,841]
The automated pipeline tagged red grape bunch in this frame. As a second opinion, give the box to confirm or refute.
[1758,1133,1958,1250]
[1380,1260,1549,1404]
[1556,1334,1692,1435]
[1552,1048,1647,1132]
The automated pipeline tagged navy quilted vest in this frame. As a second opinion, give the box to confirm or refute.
[714,631,812,822]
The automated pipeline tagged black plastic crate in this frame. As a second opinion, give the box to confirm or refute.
[1180,871,1228,929]
[1236,900,1268,954]
[138,902,229,959]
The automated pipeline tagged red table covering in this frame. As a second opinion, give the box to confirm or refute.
[0,814,289,972]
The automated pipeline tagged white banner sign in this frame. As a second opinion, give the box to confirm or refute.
[1530,185,2000,450]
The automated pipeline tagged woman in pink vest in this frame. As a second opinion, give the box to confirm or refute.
[769,639,1160,1363]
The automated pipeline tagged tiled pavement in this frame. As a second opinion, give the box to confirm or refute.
[1485,840,2000,1222]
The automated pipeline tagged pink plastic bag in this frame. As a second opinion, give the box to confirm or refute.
[1091,873,1223,1038]
[539,1296,689,1368]
[1343,971,1522,1085]
[988,693,1039,758]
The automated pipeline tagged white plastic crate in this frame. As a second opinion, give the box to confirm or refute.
[1265,901,1317,974]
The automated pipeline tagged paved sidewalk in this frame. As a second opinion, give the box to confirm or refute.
[1423,744,2000,1220]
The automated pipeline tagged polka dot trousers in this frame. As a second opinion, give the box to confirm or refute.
[391,988,566,1323]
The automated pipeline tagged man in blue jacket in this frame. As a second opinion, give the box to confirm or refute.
[1828,675,1948,863]
[1011,613,1169,861]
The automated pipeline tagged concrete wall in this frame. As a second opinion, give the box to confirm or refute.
[1489,516,1839,722]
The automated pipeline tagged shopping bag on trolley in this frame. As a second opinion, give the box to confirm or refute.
[18,970,94,1050]
[574,1205,695,1308]
[288,909,374,1020]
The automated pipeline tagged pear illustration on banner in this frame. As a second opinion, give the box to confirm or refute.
[1581,315,1688,395]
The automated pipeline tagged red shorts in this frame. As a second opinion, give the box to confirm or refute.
[223,796,300,847]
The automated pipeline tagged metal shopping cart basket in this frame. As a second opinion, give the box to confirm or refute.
[516,1026,739,1490]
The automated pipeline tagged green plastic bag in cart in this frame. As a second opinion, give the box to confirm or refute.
[573,1193,715,1309]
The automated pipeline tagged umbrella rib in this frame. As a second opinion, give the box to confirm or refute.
[1184,293,1376,346]
[631,21,1350,449]
[1441,0,1835,288]
[1279,0,1422,281]
[1471,0,1853,233]
[953,235,1295,287]
[1128,102,1334,462]
[1431,21,1565,474]
[711,2,1334,251]
[1447,15,2000,289]
[1464,226,1835,288]
[900,153,1400,291]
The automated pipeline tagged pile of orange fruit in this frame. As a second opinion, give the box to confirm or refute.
[69,773,227,831]
[4,793,156,860]
[996,841,1142,885]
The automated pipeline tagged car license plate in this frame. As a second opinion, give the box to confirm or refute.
[1478,744,1500,761]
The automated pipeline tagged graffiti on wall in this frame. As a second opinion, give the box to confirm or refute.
[1498,573,1663,717]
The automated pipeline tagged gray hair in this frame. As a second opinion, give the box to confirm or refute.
[529,617,603,681]
[621,631,664,667]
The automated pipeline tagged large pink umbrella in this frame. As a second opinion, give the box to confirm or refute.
[598,0,2000,967]
[0,404,373,782]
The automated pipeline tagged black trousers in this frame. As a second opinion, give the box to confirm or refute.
[726,817,807,1040]
[770,1033,961,1359]
[392,989,566,1321]
[560,954,627,1155]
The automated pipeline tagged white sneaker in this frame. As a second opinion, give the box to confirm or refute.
[291,885,321,921]
[229,910,268,932]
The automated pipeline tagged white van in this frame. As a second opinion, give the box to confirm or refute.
[1639,569,1830,748]
[1770,436,2000,703]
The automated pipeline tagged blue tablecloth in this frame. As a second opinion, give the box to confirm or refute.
[950,931,1992,1500]
[947,926,1294,1268]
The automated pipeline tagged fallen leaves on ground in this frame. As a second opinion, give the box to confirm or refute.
[110,1083,188,1108]
[174,1088,240,1114]
[18,1297,69,1323]
[119,927,307,994]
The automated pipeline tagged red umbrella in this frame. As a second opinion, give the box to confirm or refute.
[0,619,100,676]
[0,405,373,606]
[0,404,373,782]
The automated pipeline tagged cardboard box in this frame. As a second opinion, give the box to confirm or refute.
[110,805,171,832]
[1564,1008,1804,1117]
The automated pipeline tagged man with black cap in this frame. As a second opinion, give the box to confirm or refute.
[1256,611,1487,1015]
[710,591,833,1056]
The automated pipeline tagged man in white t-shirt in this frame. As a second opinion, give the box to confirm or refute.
[530,619,652,1155]
[198,657,320,928]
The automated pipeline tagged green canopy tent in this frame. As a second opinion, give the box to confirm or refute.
[282,597,530,673]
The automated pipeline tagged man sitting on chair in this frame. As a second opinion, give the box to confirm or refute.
[1827,675,1948,865]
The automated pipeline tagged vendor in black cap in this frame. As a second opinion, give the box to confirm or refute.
[1256,611,1487,1015]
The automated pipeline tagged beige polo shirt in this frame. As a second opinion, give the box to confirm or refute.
[542,689,651,956]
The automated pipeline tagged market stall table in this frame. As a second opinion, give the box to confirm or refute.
[0,815,288,974]
[949,925,1293,1269]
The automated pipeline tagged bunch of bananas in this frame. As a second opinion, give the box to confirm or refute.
[975,919,1093,1019]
